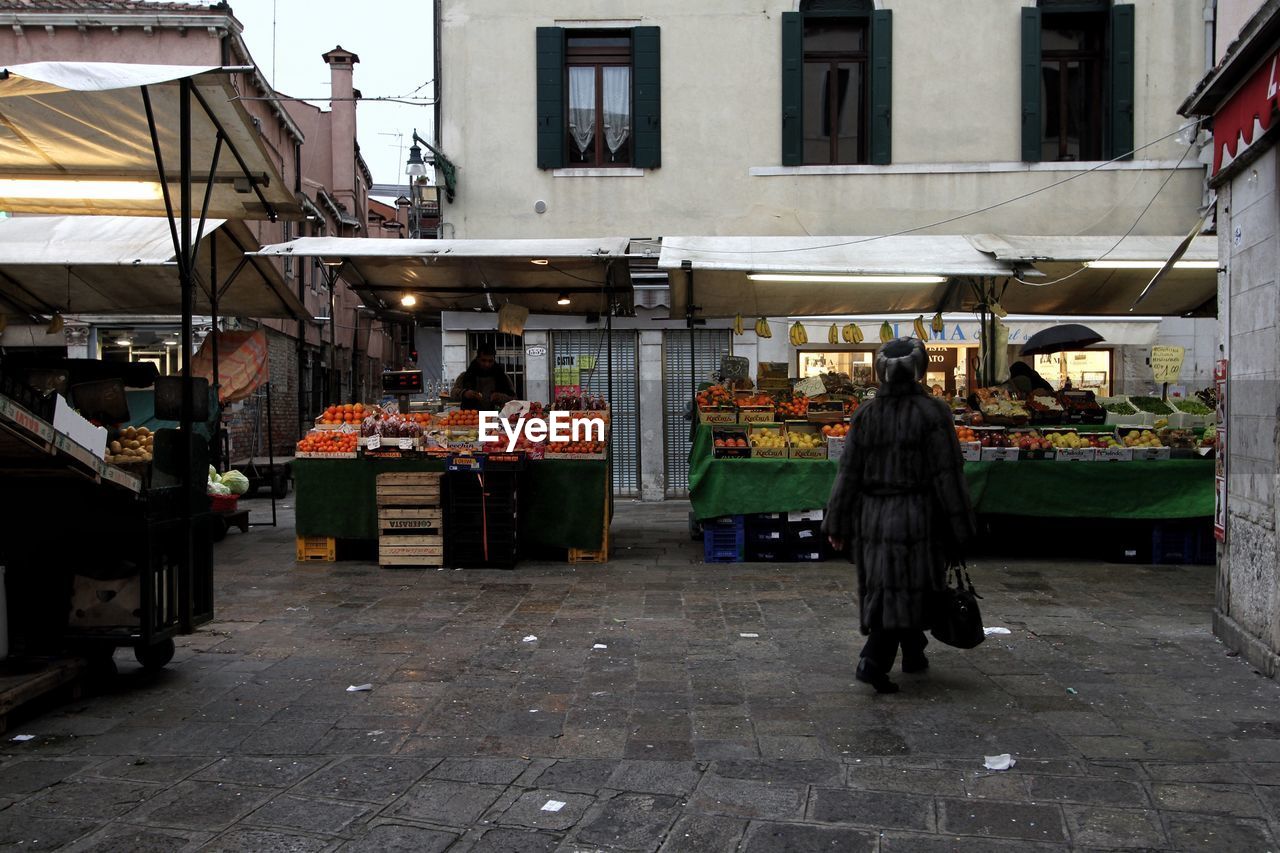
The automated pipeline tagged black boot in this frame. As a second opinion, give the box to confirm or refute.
[856,658,900,694]
[901,652,929,674]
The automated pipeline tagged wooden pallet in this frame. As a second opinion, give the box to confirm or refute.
[376,473,443,567]
[0,657,87,734]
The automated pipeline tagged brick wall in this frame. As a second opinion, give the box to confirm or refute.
[221,328,302,464]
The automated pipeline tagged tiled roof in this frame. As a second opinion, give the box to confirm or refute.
[0,1,228,12]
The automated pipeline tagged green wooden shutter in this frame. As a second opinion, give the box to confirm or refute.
[632,26,661,169]
[1109,4,1135,161]
[869,9,892,165]
[781,12,803,166]
[536,27,565,170]
[1020,7,1042,162]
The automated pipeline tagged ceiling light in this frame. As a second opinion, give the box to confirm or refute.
[1084,260,1218,270]
[163,338,178,346]
[556,292,572,306]
[531,258,550,266]
[401,294,417,307]
[0,179,164,201]
[746,273,947,284]
[319,257,344,267]
[115,336,132,346]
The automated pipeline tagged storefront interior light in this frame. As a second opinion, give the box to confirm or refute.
[747,273,947,284]
[556,292,572,306]
[531,258,550,265]
[1084,260,1218,270]
[115,336,132,346]
[400,294,417,307]
[0,179,164,201]
[319,257,344,267]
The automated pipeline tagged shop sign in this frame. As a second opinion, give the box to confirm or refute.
[525,345,547,358]
[1150,345,1185,383]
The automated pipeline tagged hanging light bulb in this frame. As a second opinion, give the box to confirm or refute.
[556,292,572,306]
[401,294,417,307]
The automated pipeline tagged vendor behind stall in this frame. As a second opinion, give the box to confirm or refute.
[1007,361,1055,395]
[450,342,516,411]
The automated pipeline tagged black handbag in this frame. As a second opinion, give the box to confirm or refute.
[930,561,985,649]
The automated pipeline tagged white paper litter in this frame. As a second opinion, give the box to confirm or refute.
[541,800,566,812]
[983,754,1016,771]
[346,684,373,692]
[739,633,760,638]
[522,635,538,642]
[10,734,34,742]
[984,627,1012,636]
[592,644,608,649]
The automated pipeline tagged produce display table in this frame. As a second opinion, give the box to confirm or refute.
[688,426,1214,521]
[293,456,609,552]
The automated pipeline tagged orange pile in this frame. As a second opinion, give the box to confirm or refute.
[319,402,366,425]
[439,409,481,427]
[821,423,849,438]
[409,412,433,426]
[775,396,809,418]
[955,426,978,443]
[696,386,734,409]
[297,430,358,453]
[547,441,606,454]
[736,393,774,407]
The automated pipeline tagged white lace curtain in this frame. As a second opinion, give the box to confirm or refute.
[602,67,631,160]
[568,67,595,156]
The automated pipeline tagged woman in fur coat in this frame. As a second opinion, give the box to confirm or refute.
[823,337,976,694]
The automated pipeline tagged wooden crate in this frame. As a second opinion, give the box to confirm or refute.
[568,482,611,564]
[296,536,335,561]
[376,472,443,567]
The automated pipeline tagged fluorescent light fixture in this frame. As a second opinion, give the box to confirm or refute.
[1084,260,1218,270]
[115,336,132,346]
[747,273,947,284]
[163,339,179,346]
[0,179,164,201]
[556,292,572,306]
[400,294,417,307]
[319,257,344,267]
[531,258,550,266]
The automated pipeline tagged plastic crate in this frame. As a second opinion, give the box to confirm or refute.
[1152,521,1216,565]
[703,527,745,563]
[296,536,335,562]
[209,493,238,513]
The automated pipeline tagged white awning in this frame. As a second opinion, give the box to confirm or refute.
[0,62,301,219]
[659,235,1016,318]
[968,234,1218,316]
[254,236,632,316]
[0,215,304,319]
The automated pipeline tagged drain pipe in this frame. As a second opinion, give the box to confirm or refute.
[1203,0,1216,72]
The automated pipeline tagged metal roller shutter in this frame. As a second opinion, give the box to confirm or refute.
[663,329,731,497]
[550,330,640,497]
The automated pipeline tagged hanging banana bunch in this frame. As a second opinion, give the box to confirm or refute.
[827,323,839,345]
[733,314,744,336]
[841,323,864,344]
[931,312,945,336]
[879,321,893,343]
[755,317,772,339]
[912,315,930,341]
[789,322,809,346]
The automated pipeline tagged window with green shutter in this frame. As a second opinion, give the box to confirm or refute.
[1021,1,1135,162]
[781,1,889,166]
[535,26,661,170]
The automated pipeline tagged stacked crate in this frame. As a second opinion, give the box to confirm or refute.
[375,472,443,568]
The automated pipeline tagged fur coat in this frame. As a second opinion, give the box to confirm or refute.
[822,381,976,634]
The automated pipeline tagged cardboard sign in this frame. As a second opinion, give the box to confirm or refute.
[1150,345,1186,383]
[794,377,826,398]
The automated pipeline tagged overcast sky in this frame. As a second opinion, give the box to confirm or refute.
[170,1,436,188]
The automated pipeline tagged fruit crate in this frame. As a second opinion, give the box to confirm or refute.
[749,424,788,459]
[826,435,847,460]
[296,536,336,562]
[806,401,845,423]
[788,426,828,459]
[713,426,751,459]
[736,405,775,424]
[698,407,738,425]
[568,486,611,564]
[702,515,745,563]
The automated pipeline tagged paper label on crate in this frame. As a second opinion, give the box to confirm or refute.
[398,437,414,450]
[365,434,381,450]
[797,530,814,539]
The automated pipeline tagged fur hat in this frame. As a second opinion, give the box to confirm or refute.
[875,337,927,384]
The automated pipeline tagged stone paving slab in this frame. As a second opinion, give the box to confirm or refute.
[0,498,1277,850]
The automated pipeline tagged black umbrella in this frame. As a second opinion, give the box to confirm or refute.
[1020,323,1104,356]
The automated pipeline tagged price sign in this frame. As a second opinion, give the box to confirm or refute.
[365,434,381,450]
[794,377,826,397]
[1150,346,1185,384]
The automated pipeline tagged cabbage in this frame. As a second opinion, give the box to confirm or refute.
[208,481,231,495]
[208,465,222,485]
[220,470,250,495]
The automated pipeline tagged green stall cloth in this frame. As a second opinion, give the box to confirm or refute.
[293,457,609,550]
[688,426,1214,521]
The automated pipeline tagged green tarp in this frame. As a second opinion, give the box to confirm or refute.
[293,457,609,550]
[688,425,1214,521]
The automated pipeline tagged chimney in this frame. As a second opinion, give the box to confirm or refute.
[322,46,360,222]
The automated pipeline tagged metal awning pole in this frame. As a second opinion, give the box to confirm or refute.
[209,231,221,471]
[179,77,196,631]
[266,381,277,527]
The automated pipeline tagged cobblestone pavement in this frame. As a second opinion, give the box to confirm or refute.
[2,498,1279,851]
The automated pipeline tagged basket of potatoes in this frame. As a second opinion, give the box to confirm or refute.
[107,425,154,466]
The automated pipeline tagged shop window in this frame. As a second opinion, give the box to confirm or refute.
[782,3,891,166]
[1021,1,1134,162]
[536,26,661,169]
[1032,349,1112,396]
